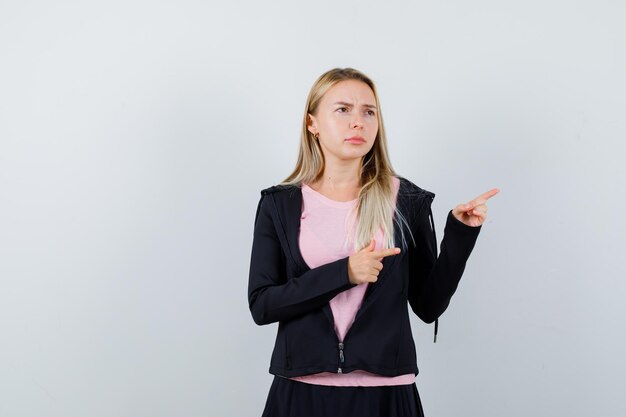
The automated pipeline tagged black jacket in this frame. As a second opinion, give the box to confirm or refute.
[247,175,481,378]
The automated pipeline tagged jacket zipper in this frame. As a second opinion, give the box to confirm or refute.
[337,342,344,373]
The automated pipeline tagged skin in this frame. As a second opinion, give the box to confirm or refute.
[306,79,500,285]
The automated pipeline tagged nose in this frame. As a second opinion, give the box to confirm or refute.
[351,115,364,129]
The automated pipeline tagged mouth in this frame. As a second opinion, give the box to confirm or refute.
[345,136,365,144]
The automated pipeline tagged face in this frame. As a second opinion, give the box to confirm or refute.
[307,79,378,162]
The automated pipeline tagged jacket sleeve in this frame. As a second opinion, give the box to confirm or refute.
[407,194,482,324]
[247,193,357,326]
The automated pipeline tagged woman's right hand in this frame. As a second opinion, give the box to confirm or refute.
[347,239,401,285]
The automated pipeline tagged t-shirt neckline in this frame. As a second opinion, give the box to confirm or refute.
[301,183,358,208]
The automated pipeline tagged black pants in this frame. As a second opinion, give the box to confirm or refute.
[261,375,426,417]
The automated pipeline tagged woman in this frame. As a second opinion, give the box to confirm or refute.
[248,67,499,416]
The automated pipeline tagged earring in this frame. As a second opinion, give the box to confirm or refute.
[314,132,319,139]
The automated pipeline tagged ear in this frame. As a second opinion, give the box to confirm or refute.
[306,113,317,135]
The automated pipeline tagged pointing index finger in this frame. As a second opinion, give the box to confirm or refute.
[470,188,500,205]
[372,247,401,258]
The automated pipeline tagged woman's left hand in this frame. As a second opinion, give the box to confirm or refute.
[452,188,500,227]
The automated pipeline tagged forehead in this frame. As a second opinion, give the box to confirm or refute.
[322,79,376,104]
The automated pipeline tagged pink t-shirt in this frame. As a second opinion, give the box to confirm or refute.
[288,176,415,387]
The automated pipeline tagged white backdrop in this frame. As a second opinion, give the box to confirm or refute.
[1,1,625,416]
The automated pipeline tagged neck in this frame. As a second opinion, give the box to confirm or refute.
[314,160,362,190]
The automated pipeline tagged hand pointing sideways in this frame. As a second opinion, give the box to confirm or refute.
[348,239,401,285]
[451,188,500,227]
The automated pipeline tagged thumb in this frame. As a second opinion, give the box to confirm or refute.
[361,238,376,252]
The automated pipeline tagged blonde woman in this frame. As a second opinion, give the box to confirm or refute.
[248,67,499,416]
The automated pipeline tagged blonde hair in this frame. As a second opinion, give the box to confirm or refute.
[280,67,413,253]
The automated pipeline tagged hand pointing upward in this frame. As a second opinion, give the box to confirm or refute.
[451,188,500,227]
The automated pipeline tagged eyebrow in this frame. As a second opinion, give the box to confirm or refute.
[332,101,377,110]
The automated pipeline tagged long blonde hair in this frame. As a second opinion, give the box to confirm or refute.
[280,67,413,253]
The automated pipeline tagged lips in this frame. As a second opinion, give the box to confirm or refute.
[345,136,365,143]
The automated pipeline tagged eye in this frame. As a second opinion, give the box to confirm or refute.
[337,107,349,113]
[367,110,376,116]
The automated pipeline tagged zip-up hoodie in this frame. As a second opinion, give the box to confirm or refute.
[247,175,481,378]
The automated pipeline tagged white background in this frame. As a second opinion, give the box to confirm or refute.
[1,1,625,416]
